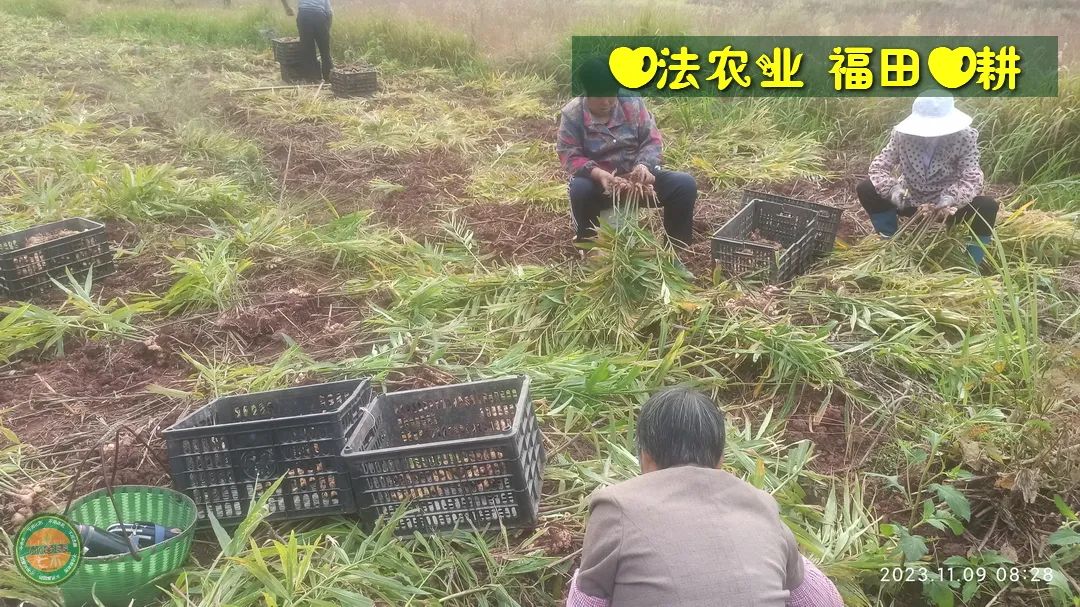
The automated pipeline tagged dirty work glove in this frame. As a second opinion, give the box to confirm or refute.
[888,184,911,210]
[934,194,958,216]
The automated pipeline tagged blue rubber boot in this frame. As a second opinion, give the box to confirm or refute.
[869,210,898,237]
[966,235,992,267]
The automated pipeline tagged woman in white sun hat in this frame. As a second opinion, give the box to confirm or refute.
[856,92,998,266]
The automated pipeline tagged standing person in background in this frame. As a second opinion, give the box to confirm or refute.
[567,387,843,607]
[281,0,333,82]
[857,91,999,268]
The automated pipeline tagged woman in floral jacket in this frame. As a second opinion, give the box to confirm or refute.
[857,93,998,266]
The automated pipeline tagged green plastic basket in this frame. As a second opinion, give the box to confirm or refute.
[60,486,197,607]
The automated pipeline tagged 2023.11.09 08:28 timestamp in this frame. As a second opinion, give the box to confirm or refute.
[880,566,1056,584]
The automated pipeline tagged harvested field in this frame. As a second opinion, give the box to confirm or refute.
[0,1,1078,606]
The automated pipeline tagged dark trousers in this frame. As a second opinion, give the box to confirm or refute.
[569,169,697,247]
[856,179,998,237]
[297,9,332,82]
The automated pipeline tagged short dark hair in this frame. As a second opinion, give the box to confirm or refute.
[636,387,726,469]
[576,56,619,97]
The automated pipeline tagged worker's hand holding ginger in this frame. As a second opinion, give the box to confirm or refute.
[590,167,620,194]
[628,164,656,186]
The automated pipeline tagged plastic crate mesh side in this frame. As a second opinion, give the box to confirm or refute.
[167,379,372,524]
[712,202,774,278]
[0,223,113,296]
[300,385,361,415]
[220,385,357,425]
[348,378,535,532]
[519,409,543,507]
[276,426,348,512]
[339,383,372,433]
[360,446,518,527]
[174,435,243,521]
[755,202,815,246]
[743,190,841,255]
[392,389,518,447]
[512,411,533,493]
[244,477,287,515]
[713,200,821,282]
[777,229,817,283]
[713,242,773,278]
[12,250,46,277]
[315,390,350,411]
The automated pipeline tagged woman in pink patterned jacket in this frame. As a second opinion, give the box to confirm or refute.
[857,92,999,267]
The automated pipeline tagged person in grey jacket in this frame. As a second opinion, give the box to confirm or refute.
[568,387,843,607]
[281,0,333,82]
[857,92,999,266]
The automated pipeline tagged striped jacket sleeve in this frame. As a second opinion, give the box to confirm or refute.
[787,557,844,607]
[566,571,611,607]
[557,103,596,178]
[632,98,663,168]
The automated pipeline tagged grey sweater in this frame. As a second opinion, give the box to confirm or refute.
[297,0,332,15]
[577,465,805,606]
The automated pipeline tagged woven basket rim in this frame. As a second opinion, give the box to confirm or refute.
[68,485,198,564]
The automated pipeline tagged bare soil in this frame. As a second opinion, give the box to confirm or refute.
[0,264,386,527]
[780,386,1074,564]
[224,97,584,265]
[534,520,576,556]
[214,280,370,354]
[782,390,861,475]
[0,338,189,444]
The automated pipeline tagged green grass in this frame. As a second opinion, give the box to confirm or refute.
[467,141,566,209]
[973,78,1080,191]
[0,8,1078,607]
[0,2,480,70]
[159,240,254,315]
[82,6,272,47]
[657,98,828,187]
[0,274,154,362]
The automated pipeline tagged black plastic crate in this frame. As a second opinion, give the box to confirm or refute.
[343,376,545,535]
[280,62,308,84]
[330,65,378,98]
[0,218,114,299]
[271,37,303,64]
[164,378,373,526]
[742,190,842,257]
[711,200,818,283]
